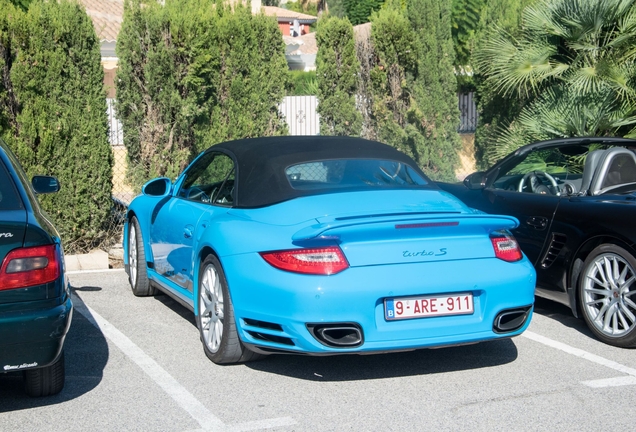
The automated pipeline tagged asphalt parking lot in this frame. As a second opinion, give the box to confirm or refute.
[1,269,635,431]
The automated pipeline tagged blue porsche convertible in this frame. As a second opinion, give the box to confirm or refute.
[123,136,536,364]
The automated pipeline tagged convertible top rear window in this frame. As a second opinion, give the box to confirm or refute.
[208,136,433,208]
[286,159,427,190]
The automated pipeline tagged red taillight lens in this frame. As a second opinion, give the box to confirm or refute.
[490,232,523,262]
[260,246,349,275]
[0,245,60,290]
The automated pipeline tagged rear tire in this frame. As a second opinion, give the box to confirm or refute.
[579,244,636,348]
[23,351,65,397]
[196,255,263,364]
[128,216,155,296]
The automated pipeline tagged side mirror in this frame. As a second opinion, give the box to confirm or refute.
[463,172,487,190]
[32,176,60,194]
[142,177,172,197]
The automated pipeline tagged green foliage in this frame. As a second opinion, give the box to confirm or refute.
[365,6,416,149]
[5,0,31,11]
[327,0,346,18]
[288,70,319,95]
[451,0,485,67]
[344,0,384,25]
[315,16,362,136]
[116,0,289,189]
[472,0,537,168]
[359,0,460,181]
[475,0,636,167]
[286,0,318,16]
[0,0,113,253]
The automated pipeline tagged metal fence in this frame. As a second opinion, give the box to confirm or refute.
[107,99,135,208]
[279,95,320,136]
[458,92,478,133]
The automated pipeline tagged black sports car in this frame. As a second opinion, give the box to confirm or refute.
[0,137,72,396]
[438,137,636,348]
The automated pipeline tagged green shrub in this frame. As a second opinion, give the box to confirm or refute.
[288,70,319,96]
[116,0,289,189]
[354,0,460,181]
[0,0,113,253]
[315,16,362,136]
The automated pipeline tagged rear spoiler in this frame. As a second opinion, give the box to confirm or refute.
[292,213,519,242]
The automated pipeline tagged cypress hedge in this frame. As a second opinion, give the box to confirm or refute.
[315,16,362,136]
[352,0,460,181]
[116,0,289,189]
[0,0,113,253]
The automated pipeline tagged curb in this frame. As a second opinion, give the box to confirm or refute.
[65,249,110,272]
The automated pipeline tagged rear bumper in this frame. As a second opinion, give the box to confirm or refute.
[222,254,536,355]
[0,293,73,372]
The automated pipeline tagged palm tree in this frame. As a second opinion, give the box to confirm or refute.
[475,0,636,165]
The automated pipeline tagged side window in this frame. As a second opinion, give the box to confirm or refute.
[0,161,23,210]
[491,148,572,195]
[178,153,235,206]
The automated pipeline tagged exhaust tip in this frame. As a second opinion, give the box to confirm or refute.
[307,323,363,348]
[493,306,532,333]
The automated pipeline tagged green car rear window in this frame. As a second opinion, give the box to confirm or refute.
[0,161,22,210]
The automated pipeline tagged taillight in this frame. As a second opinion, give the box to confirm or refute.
[490,231,523,262]
[260,246,349,275]
[0,245,60,290]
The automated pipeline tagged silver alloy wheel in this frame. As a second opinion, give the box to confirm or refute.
[582,252,636,337]
[199,264,224,353]
[129,223,138,287]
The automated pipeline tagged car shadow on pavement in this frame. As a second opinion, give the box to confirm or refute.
[0,292,108,412]
[153,293,197,327]
[247,338,518,381]
[532,296,596,339]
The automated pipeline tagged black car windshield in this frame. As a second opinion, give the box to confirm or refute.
[286,159,427,190]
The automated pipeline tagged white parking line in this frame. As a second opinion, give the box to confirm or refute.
[67,268,126,275]
[522,331,636,388]
[73,294,297,431]
[581,376,636,388]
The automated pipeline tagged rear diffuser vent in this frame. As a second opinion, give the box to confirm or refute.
[243,319,294,346]
[245,331,294,346]
[243,318,283,331]
[540,233,567,269]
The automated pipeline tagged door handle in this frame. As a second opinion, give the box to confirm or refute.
[526,216,547,230]
[184,225,194,238]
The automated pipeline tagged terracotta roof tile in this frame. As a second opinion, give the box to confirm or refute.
[262,6,317,22]
[78,0,124,42]
[77,1,318,45]
[282,32,317,55]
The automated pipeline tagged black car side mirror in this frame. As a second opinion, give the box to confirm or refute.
[142,177,172,197]
[463,172,487,190]
[31,176,60,194]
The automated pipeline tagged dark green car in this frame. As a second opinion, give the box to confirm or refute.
[0,138,72,397]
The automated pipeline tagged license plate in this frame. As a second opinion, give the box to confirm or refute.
[384,293,474,321]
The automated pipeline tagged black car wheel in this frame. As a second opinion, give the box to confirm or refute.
[579,244,636,347]
[128,216,155,296]
[196,255,262,364]
[23,351,65,397]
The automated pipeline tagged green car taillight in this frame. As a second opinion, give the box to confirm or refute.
[0,244,60,290]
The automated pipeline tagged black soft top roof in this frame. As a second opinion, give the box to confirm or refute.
[209,136,427,208]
